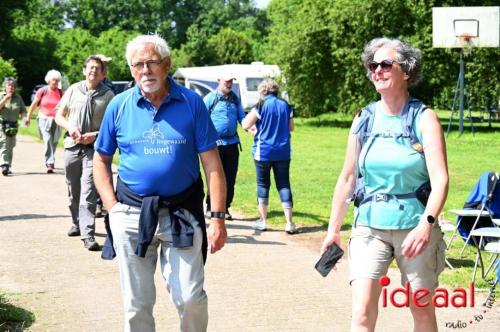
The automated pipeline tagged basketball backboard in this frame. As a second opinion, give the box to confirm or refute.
[432,6,499,48]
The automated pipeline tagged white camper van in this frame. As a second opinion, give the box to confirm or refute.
[173,62,282,111]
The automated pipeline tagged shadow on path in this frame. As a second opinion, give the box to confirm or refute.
[227,234,285,246]
[0,214,69,222]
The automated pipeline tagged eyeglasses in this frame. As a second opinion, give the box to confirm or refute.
[368,59,399,73]
[130,59,164,71]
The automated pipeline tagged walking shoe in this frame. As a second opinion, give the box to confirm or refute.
[285,222,298,234]
[205,210,211,219]
[252,219,267,231]
[95,205,103,218]
[67,225,80,237]
[2,165,9,176]
[46,164,54,174]
[83,237,100,251]
[225,210,233,221]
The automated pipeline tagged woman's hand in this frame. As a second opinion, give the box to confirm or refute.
[320,230,341,255]
[401,221,433,259]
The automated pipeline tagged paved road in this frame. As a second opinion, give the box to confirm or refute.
[0,135,498,331]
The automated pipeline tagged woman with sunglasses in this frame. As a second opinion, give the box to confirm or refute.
[321,37,448,332]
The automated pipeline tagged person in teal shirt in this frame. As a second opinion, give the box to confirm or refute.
[0,77,26,175]
[321,38,449,332]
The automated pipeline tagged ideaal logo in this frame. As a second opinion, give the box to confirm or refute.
[379,276,497,329]
[379,276,474,308]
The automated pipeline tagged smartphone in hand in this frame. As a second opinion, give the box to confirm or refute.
[315,242,344,277]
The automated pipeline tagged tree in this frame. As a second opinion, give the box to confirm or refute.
[64,0,203,48]
[0,57,17,82]
[3,20,60,100]
[207,28,253,64]
[264,0,500,117]
[94,28,141,81]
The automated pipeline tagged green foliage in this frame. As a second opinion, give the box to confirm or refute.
[265,0,500,117]
[0,292,35,329]
[207,28,253,64]
[94,28,141,81]
[64,0,203,48]
[3,20,60,101]
[0,57,17,81]
[53,28,95,84]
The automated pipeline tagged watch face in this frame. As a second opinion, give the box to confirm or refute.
[427,215,435,224]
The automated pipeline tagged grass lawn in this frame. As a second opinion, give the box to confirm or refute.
[232,109,499,289]
[18,110,499,290]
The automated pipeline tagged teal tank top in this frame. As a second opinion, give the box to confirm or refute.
[356,101,429,230]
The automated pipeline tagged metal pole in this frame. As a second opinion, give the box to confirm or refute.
[458,50,465,134]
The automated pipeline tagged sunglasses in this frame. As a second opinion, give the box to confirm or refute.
[368,59,398,73]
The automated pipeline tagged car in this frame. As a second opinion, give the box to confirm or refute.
[112,81,133,94]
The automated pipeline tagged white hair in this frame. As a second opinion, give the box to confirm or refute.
[125,34,171,66]
[44,69,62,83]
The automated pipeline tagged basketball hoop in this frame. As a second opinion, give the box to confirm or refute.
[457,34,476,56]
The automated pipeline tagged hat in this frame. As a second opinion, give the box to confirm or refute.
[95,54,112,62]
[219,72,235,81]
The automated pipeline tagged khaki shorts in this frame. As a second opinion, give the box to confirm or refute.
[349,225,446,291]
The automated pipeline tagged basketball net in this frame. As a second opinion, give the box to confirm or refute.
[458,34,475,56]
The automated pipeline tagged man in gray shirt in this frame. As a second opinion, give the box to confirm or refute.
[55,55,114,250]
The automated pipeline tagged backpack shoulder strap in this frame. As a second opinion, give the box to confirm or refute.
[208,93,219,113]
[401,97,427,154]
[352,102,376,148]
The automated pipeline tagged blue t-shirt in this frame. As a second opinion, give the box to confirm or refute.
[356,101,429,229]
[203,90,245,146]
[95,77,218,197]
[251,94,293,161]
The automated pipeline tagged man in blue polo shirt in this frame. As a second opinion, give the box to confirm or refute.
[203,73,245,220]
[93,34,227,332]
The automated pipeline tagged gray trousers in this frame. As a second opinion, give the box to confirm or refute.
[109,203,208,332]
[64,145,97,239]
[0,129,16,167]
[38,116,60,165]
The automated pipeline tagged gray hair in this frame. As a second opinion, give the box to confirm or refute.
[3,77,17,88]
[44,69,62,83]
[258,78,280,96]
[361,37,422,86]
[125,34,171,66]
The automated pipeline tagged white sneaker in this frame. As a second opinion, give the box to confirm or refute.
[285,222,297,234]
[252,219,267,231]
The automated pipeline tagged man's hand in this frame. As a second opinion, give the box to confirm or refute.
[80,132,97,145]
[4,91,13,100]
[401,222,433,259]
[68,125,82,143]
[207,219,227,254]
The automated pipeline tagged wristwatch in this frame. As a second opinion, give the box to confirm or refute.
[426,215,435,224]
[210,211,226,219]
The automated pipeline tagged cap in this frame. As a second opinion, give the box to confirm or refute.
[95,54,112,62]
[219,72,235,81]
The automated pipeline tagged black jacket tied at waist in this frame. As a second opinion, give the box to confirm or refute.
[101,176,207,263]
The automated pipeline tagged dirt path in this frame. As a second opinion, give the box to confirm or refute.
[0,135,498,331]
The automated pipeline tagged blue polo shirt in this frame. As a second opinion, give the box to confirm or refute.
[251,94,293,161]
[203,90,245,146]
[95,77,218,197]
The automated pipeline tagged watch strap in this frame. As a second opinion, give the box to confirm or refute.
[210,211,226,219]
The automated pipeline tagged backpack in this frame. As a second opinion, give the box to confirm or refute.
[207,91,239,113]
[37,86,63,107]
[351,97,431,209]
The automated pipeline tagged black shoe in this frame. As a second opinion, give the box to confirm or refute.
[83,237,100,251]
[225,211,233,220]
[2,165,9,176]
[95,205,103,218]
[67,225,80,237]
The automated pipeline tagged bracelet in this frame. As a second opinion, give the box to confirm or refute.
[210,211,226,219]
